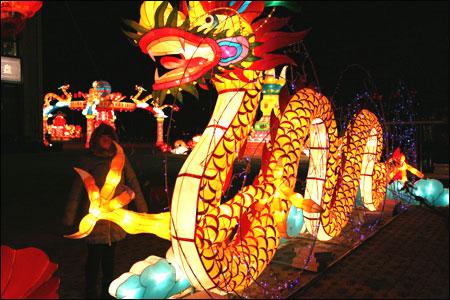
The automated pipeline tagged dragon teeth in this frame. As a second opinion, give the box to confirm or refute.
[149,51,156,62]
[179,37,185,51]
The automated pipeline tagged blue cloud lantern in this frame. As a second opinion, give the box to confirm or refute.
[433,188,449,207]
[412,179,444,205]
[140,260,176,299]
[286,205,304,237]
[386,180,417,204]
[113,257,192,299]
[116,275,145,299]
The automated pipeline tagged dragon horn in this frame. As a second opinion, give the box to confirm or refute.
[279,65,288,80]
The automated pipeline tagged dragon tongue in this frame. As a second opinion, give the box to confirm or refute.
[160,56,209,70]
[160,56,185,69]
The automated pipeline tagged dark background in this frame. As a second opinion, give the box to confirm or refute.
[41,1,449,142]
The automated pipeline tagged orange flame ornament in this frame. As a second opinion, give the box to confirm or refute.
[387,147,424,184]
[64,141,170,240]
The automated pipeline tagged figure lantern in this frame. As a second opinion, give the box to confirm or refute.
[64,141,170,240]
[387,147,424,184]
[112,1,422,297]
[1,1,42,38]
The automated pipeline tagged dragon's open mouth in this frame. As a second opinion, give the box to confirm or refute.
[139,28,221,90]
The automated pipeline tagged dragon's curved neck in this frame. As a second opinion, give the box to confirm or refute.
[170,73,263,290]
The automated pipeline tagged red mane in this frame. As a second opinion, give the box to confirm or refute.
[179,1,310,71]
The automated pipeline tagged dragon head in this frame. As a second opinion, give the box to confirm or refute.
[124,1,309,102]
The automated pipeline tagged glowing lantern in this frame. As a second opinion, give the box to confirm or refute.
[116,275,144,299]
[434,188,449,207]
[43,84,72,146]
[412,178,444,205]
[117,0,398,295]
[285,205,304,237]
[1,1,42,37]
[140,260,176,298]
[109,255,192,299]
[187,134,201,149]
[387,147,424,184]
[385,180,417,204]
[1,245,59,299]
[95,80,112,97]
[171,140,188,154]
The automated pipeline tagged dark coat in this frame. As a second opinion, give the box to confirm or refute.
[63,135,148,244]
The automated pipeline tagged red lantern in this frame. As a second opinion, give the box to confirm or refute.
[1,1,43,38]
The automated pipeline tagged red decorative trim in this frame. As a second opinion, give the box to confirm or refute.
[171,235,195,242]
[177,173,203,180]
[217,88,247,94]
[303,215,320,220]
[306,177,326,182]
[206,124,228,131]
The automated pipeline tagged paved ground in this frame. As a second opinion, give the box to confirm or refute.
[291,205,449,299]
[2,148,449,299]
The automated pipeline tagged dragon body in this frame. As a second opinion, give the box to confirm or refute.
[113,0,394,295]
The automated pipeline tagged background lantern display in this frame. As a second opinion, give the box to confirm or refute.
[130,85,179,151]
[43,82,181,150]
[42,81,134,148]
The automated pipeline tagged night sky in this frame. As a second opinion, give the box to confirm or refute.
[41,1,449,142]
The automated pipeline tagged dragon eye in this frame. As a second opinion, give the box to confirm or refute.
[205,14,218,28]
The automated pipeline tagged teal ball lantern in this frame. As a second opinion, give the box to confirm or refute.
[286,205,304,237]
[167,277,192,297]
[140,259,176,299]
[386,180,417,204]
[434,188,449,207]
[116,275,145,299]
[412,179,444,205]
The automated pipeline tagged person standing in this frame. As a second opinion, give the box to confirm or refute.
[62,123,148,298]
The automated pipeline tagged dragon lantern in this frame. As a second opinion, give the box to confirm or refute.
[110,1,410,297]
